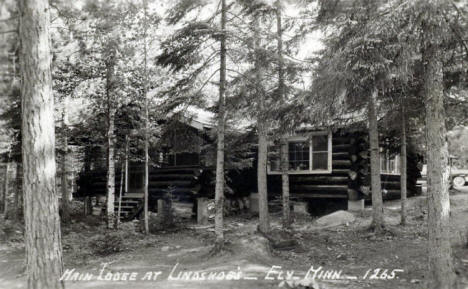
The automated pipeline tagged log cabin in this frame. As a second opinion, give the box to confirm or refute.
[75,107,421,220]
[265,127,421,213]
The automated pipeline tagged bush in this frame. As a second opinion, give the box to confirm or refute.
[82,215,102,227]
[69,200,84,218]
[88,231,125,256]
[0,219,24,243]
[118,221,138,234]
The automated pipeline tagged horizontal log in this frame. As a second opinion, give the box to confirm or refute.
[292,184,348,193]
[381,174,401,181]
[333,144,351,153]
[292,193,348,199]
[291,176,349,185]
[381,181,401,190]
[149,187,196,195]
[331,136,351,145]
[149,174,195,181]
[149,180,193,188]
[383,189,401,200]
[150,167,201,175]
[331,169,350,176]
[332,159,351,169]
[332,151,350,160]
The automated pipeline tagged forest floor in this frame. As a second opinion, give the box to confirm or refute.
[1,188,468,289]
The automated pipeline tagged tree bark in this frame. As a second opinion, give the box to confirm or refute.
[214,0,227,247]
[400,102,407,225]
[15,161,23,220]
[2,152,11,218]
[280,140,290,229]
[105,54,116,229]
[60,105,70,223]
[276,0,290,230]
[117,135,128,226]
[143,0,149,234]
[116,161,124,228]
[255,19,270,234]
[368,88,384,231]
[422,2,456,287]
[19,0,64,287]
[125,135,129,195]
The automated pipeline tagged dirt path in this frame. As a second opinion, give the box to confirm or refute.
[1,192,468,289]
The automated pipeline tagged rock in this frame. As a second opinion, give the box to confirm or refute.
[161,246,171,252]
[315,210,355,227]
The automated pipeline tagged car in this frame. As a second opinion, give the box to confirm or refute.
[418,158,468,189]
[450,167,468,189]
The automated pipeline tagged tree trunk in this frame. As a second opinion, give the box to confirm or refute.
[276,0,290,230]
[125,135,129,195]
[214,0,227,248]
[280,139,290,229]
[15,161,23,220]
[105,56,116,230]
[400,102,407,225]
[116,162,124,228]
[117,135,128,226]
[2,152,11,218]
[19,0,64,287]
[422,2,455,287]
[368,88,384,231]
[255,19,269,234]
[143,0,149,234]
[60,106,70,223]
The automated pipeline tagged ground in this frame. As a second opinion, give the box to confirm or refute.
[1,188,468,289]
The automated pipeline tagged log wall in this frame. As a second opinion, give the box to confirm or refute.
[267,130,421,202]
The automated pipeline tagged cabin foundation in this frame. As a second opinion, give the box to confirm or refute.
[249,193,259,213]
[197,197,209,225]
[293,202,309,214]
[347,199,364,212]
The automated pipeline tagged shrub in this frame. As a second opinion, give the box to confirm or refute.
[88,231,125,256]
[69,200,84,218]
[82,215,102,227]
[0,220,24,243]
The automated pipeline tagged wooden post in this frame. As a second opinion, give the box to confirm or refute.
[249,193,259,213]
[293,202,308,214]
[197,197,209,225]
[348,199,364,212]
[84,196,92,216]
[157,199,164,215]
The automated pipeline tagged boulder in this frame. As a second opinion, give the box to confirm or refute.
[315,210,355,227]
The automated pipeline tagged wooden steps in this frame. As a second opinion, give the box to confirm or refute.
[114,195,143,221]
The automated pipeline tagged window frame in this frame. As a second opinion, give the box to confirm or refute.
[267,131,332,175]
[380,149,401,175]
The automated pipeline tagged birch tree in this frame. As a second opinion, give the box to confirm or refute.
[142,0,150,235]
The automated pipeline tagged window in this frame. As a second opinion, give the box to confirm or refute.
[380,150,400,174]
[289,141,310,170]
[268,132,332,174]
